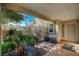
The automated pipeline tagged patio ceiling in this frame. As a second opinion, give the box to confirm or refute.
[19,3,79,21]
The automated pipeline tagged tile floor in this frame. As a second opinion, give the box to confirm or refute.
[35,42,79,56]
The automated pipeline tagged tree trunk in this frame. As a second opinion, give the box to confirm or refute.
[0,24,4,44]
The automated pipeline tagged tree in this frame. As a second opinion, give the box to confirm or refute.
[0,6,23,44]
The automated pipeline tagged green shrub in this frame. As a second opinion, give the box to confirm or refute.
[17,31,26,42]
[1,41,19,55]
[23,35,40,46]
[2,29,40,55]
[7,29,16,36]
[4,36,13,42]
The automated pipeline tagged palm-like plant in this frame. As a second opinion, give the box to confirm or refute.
[0,6,23,44]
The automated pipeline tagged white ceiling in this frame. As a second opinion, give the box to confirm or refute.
[19,3,79,21]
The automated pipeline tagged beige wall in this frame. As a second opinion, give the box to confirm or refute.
[55,20,63,42]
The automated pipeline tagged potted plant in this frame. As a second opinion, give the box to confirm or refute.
[22,35,40,56]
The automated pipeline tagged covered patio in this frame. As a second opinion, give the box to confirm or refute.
[0,3,79,56]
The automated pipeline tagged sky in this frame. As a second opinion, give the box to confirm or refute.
[20,13,36,26]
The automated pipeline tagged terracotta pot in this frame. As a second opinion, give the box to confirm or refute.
[16,45,25,56]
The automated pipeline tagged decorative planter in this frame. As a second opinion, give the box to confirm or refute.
[26,45,37,56]
[16,44,25,56]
